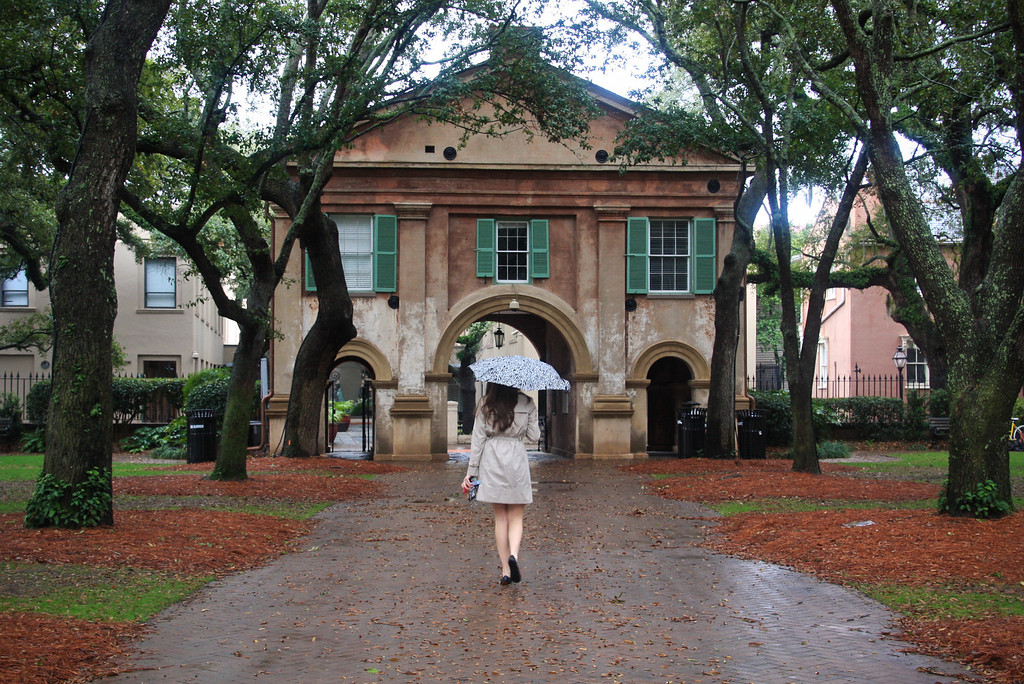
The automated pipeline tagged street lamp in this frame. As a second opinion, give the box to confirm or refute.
[494,325,505,349]
[892,346,907,401]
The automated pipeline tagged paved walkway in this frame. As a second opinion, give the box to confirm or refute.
[110,457,969,683]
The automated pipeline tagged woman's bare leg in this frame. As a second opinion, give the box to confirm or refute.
[492,503,511,576]
[506,504,525,560]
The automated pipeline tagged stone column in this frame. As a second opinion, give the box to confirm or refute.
[590,205,636,458]
[386,202,439,460]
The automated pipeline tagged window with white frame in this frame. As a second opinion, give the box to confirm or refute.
[817,339,829,389]
[902,338,929,389]
[496,220,530,283]
[649,219,690,292]
[144,257,176,308]
[1,270,28,307]
[336,214,374,291]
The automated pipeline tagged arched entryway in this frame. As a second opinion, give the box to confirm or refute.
[325,339,394,457]
[630,341,711,456]
[432,285,591,458]
[646,357,694,453]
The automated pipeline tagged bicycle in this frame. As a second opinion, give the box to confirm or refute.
[1009,417,1024,452]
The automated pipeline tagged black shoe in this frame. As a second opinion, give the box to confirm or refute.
[499,575,512,585]
[508,555,521,583]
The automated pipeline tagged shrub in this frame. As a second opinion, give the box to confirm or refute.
[20,428,45,453]
[751,391,921,444]
[24,467,112,528]
[928,388,950,418]
[0,392,23,437]
[939,479,1013,519]
[26,377,185,426]
[1013,397,1024,421]
[25,380,51,425]
[817,441,851,459]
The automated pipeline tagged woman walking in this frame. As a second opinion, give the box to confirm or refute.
[462,382,540,585]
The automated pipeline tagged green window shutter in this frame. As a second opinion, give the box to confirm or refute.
[530,219,550,279]
[692,217,717,294]
[304,251,317,292]
[373,214,398,292]
[476,218,495,278]
[626,217,649,294]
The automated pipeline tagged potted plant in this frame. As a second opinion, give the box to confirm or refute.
[329,400,356,434]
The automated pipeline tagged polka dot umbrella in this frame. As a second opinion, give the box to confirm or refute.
[469,355,571,391]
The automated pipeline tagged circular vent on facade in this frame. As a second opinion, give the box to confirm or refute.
[595,149,609,163]
[443,146,457,160]
[707,179,721,193]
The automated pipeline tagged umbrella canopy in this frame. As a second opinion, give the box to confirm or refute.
[470,355,571,391]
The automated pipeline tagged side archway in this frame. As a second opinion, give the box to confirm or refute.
[335,338,394,384]
[630,341,711,455]
[630,340,710,384]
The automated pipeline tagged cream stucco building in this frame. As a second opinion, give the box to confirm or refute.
[268,82,752,460]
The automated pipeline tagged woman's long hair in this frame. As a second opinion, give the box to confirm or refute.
[480,383,518,433]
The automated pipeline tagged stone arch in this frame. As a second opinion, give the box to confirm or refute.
[630,340,710,384]
[431,284,594,378]
[335,337,394,384]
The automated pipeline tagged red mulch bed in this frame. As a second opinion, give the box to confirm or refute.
[0,456,397,684]
[117,456,402,502]
[630,458,1024,683]
[0,613,144,684]
[0,510,313,574]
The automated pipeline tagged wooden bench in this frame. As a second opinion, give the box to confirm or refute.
[928,416,950,446]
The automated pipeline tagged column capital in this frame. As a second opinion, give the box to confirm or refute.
[594,205,631,222]
[393,202,432,221]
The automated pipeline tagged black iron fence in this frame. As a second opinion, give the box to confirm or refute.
[749,366,925,400]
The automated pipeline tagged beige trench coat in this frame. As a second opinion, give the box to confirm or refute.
[466,393,540,504]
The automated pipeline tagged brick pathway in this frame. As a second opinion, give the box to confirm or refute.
[110,458,970,683]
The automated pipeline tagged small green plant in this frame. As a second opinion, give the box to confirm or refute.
[816,441,851,459]
[20,428,45,453]
[122,426,165,453]
[25,467,112,528]
[938,479,1013,519]
[329,400,356,422]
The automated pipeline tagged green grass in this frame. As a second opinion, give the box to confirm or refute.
[0,562,213,622]
[858,583,1024,620]
[0,454,47,481]
[0,454,180,482]
[708,498,937,516]
[852,450,1024,477]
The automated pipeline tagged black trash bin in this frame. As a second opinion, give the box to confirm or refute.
[248,420,262,448]
[186,409,218,464]
[677,403,706,458]
[736,409,767,459]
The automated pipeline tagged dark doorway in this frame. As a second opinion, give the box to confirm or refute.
[646,357,693,453]
[325,360,375,458]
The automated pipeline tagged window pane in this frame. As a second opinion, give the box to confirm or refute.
[1,271,28,307]
[496,220,529,283]
[648,220,690,292]
[145,258,176,308]
[334,214,374,291]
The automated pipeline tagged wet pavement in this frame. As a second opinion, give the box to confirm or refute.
[110,456,970,683]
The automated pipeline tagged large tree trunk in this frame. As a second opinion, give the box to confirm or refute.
[281,206,357,458]
[788,376,819,473]
[704,170,767,458]
[211,322,269,480]
[27,0,171,529]
[945,360,1018,514]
